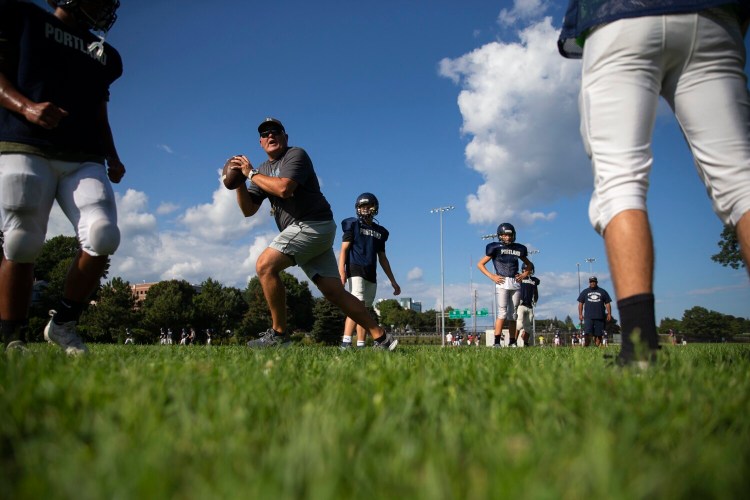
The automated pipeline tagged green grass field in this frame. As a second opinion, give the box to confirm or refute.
[2,344,749,499]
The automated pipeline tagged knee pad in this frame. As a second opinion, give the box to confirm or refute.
[84,220,120,256]
[2,228,45,263]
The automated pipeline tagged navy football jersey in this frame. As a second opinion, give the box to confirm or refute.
[485,241,528,277]
[341,217,389,283]
[0,0,123,158]
[519,276,540,307]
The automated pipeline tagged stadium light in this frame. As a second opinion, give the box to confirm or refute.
[430,205,454,347]
[585,257,596,275]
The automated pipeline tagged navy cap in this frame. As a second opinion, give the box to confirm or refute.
[258,117,285,134]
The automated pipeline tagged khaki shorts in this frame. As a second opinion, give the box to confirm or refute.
[269,220,339,281]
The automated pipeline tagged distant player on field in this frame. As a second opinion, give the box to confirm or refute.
[516,264,540,347]
[478,223,535,347]
[577,276,613,347]
[338,193,400,349]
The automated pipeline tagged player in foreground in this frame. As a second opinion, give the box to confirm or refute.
[338,192,401,349]
[558,0,750,366]
[478,223,535,348]
[0,0,124,354]
[227,117,397,350]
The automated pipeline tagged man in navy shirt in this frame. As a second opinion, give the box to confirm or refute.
[338,193,400,349]
[577,277,612,347]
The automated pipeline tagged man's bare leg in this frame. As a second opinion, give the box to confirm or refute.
[603,209,658,362]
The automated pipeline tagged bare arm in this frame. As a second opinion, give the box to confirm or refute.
[232,155,298,199]
[377,251,400,295]
[95,100,125,183]
[235,185,261,217]
[0,72,68,129]
[517,255,535,281]
[339,241,351,286]
[478,255,503,284]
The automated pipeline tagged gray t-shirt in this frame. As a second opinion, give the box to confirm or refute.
[247,147,333,231]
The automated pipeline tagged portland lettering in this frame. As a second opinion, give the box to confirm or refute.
[45,23,107,64]
[360,228,382,239]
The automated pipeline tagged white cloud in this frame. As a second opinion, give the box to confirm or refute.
[439,17,588,226]
[498,0,551,27]
[180,174,263,241]
[407,267,424,281]
[46,185,277,289]
[156,202,180,215]
[157,144,174,154]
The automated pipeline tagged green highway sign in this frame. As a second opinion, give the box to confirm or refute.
[448,309,480,319]
[477,308,489,317]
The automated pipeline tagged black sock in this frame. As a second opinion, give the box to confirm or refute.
[1,319,28,345]
[53,299,85,324]
[617,293,658,358]
[494,335,502,345]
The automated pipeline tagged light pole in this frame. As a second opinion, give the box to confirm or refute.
[527,249,540,345]
[431,205,454,347]
[585,257,596,275]
[481,233,496,343]
[577,262,581,294]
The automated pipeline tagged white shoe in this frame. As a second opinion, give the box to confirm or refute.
[5,340,28,354]
[44,316,88,356]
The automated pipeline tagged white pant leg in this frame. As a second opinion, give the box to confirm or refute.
[55,161,120,256]
[580,16,664,234]
[664,9,750,226]
[496,285,520,321]
[581,9,750,233]
[0,154,58,262]
[516,304,533,332]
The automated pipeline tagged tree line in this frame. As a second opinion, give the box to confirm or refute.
[20,236,749,344]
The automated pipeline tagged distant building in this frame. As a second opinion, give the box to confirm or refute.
[131,281,203,305]
[398,297,422,313]
[131,282,154,304]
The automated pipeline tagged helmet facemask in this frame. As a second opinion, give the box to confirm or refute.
[355,193,379,224]
[356,203,378,224]
[55,0,120,32]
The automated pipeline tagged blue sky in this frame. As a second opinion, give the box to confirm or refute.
[41,0,749,326]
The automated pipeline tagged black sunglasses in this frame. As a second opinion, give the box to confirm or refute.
[260,129,284,138]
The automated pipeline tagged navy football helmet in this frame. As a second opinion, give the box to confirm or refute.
[497,222,516,242]
[52,0,120,32]
[355,192,379,221]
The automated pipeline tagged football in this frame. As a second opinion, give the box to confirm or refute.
[221,157,247,190]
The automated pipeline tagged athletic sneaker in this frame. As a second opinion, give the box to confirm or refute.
[339,341,352,350]
[44,316,89,356]
[5,340,27,354]
[372,333,398,351]
[247,328,291,348]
